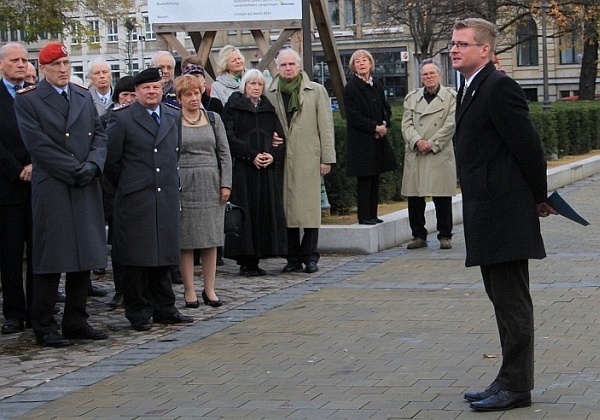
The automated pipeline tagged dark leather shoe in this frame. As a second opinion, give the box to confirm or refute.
[170,270,183,284]
[216,258,225,266]
[185,299,201,309]
[2,319,24,334]
[305,261,319,273]
[464,379,500,402]
[56,291,66,303]
[469,389,531,411]
[358,219,377,225]
[201,290,225,307]
[375,218,384,223]
[109,292,124,308]
[239,266,260,277]
[36,331,71,347]
[132,321,152,331]
[154,312,194,324]
[281,262,303,273]
[63,324,109,340]
[88,285,107,297]
[92,268,106,275]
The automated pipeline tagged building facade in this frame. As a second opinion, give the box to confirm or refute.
[5,1,597,102]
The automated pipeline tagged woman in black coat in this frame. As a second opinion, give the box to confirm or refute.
[222,69,287,276]
[344,49,397,224]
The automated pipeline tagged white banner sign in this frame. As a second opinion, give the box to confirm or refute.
[148,0,302,24]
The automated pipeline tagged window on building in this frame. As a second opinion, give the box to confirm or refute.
[88,20,100,44]
[1,27,8,42]
[143,16,156,40]
[107,19,118,43]
[70,22,81,45]
[516,18,538,66]
[72,64,84,81]
[10,29,18,41]
[328,0,357,26]
[560,29,583,64]
[313,48,408,99]
[110,63,120,82]
[361,0,372,24]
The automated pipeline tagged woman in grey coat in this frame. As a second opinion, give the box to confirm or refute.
[211,45,246,106]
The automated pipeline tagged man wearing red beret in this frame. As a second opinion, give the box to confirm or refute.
[14,42,109,347]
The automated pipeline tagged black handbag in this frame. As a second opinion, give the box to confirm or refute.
[224,202,245,236]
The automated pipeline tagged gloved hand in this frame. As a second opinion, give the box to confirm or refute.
[74,162,99,187]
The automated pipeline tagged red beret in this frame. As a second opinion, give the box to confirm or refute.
[39,42,69,65]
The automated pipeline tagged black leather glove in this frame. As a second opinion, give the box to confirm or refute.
[74,162,99,187]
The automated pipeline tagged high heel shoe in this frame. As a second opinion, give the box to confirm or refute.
[185,299,200,309]
[202,290,225,307]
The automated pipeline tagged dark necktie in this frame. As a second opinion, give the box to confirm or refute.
[10,85,22,99]
[61,90,69,103]
[151,112,160,126]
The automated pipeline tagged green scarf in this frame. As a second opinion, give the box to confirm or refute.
[278,75,302,113]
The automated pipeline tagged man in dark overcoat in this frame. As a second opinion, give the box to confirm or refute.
[14,42,109,347]
[105,68,193,331]
[0,42,33,334]
[451,19,556,411]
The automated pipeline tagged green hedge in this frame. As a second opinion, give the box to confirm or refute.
[325,102,600,215]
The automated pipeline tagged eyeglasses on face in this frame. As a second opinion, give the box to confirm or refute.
[447,42,485,50]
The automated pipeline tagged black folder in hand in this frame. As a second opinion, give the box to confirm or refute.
[547,191,590,226]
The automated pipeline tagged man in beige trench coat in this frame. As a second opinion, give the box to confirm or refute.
[401,59,457,250]
[266,48,336,274]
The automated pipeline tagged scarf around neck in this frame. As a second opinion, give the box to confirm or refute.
[278,74,302,113]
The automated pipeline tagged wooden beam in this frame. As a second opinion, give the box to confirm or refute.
[159,33,190,58]
[310,0,346,118]
[250,30,278,77]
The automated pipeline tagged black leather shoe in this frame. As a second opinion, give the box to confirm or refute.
[375,218,384,223]
[92,268,106,276]
[216,258,225,266]
[88,285,107,297]
[154,312,194,324]
[63,324,109,340]
[305,261,319,273]
[109,292,124,308]
[281,262,303,273]
[56,291,66,303]
[170,270,183,284]
[358,219,377,225]
[36,331,71,347]
[469,390,531,411]
[202,290,225,307]
[185,299,201,309]
[132,322,152,331]
[464,379,500,402]
[2,319,24,334]
[239,266,260,277]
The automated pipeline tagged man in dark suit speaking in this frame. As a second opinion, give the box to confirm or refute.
[450,18,557,411]
[105,68,193,332]
[15,42,109,347]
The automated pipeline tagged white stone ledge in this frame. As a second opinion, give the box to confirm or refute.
[319,154,600,254]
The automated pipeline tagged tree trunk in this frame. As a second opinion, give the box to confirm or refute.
[578,16,599,101]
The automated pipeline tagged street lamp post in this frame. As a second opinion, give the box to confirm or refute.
[140,35,146,73]
[541,0,551,111]
[124,18,136,76]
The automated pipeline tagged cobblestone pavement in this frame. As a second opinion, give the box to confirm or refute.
[1,174,599,419]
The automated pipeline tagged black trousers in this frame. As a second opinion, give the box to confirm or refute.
[120,265,178,325]
[286,227,319,264]
[481,260,534,392]
[407,196,452,240]
[356,175,380,222]
[32,271,89,338]
[0,202,33,323]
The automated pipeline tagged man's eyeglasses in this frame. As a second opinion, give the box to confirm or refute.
[447,42,485,50]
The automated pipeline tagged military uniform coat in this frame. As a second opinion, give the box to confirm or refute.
[105,101,182,267]
[14,80,107,274]
[401,85,457,197]
[455,61,547,267]
[266,71,336,228]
